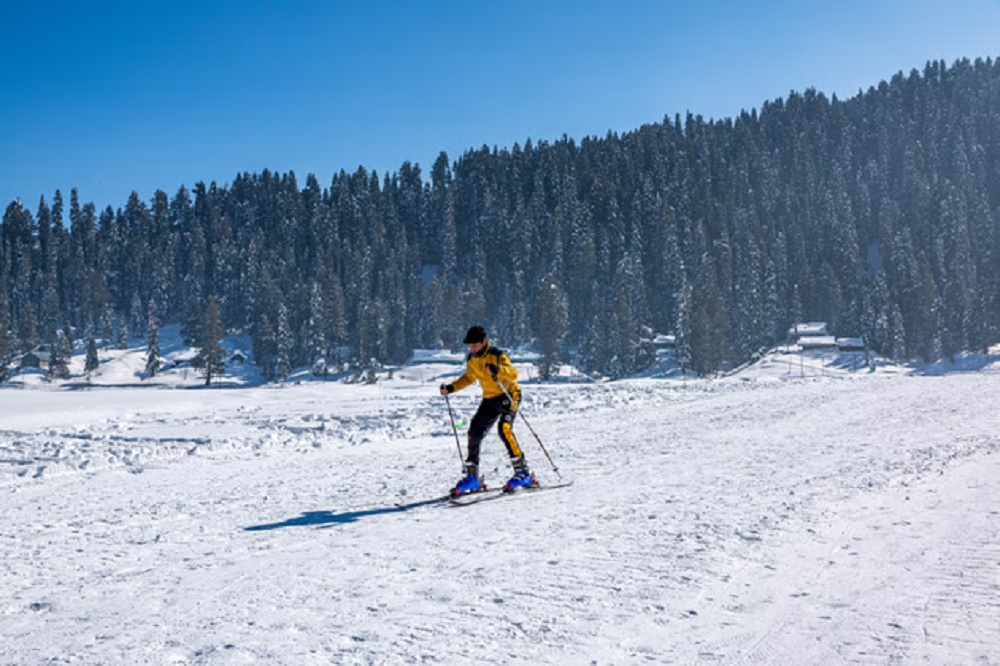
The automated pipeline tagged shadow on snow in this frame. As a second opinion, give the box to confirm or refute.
[243,495,447,531]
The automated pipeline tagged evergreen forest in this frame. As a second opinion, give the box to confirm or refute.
[2,57,1000,381]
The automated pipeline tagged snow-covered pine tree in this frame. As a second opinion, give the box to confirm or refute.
[130,292,144,339]
[252,313,276,383]
[60,324,74,363]
[145,301,161,377]
[673,273,693,375]
[192,297,226,386]
[116,317,129,350]
[48,330,70,380]
[536,273,568,379]
[100,306,113,350]
[306,282,328,377]
[275,302,291,383]
[687,257,731,376]
[85,335,99,373]
[0,260,10,372]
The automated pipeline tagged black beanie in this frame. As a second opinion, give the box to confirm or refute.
[463,325,487,344]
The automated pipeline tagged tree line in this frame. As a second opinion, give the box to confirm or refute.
[2,57,999,381]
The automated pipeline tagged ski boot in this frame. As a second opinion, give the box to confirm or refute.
[503,468,537,493]
[451,463,484,497]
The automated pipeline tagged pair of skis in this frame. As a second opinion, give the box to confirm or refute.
[447,480,574,506]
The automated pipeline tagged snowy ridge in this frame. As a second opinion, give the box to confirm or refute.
[2,350,1000,663]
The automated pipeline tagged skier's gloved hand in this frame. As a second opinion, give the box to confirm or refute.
[439,383,455,396]
[486,363,499,379]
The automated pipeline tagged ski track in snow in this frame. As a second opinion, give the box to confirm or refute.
[1,373,999,664]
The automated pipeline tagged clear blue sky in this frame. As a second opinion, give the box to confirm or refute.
[3,0,999,212]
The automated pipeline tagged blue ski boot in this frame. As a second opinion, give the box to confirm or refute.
[451,463,484,497]
[504,468,537,493]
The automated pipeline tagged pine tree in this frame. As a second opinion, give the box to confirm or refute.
[275,302,291,383]
[60,325,74,364]
[326,274,346,369]
[129,292,145,338]
[192,297,226,386]
[94,307,106,349]
[0,254,10,375]
[536,273,568,379]
[116,317,129,350]
[85,336,99,373]
[687,259,731,376]
[673,273,693,374]
[47,330,70,380]
[305,282,328,377]
[253,313,277,382]
[145,301,161,377]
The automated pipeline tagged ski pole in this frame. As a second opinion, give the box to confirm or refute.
[494,376,562,481]
[443,392,465,466]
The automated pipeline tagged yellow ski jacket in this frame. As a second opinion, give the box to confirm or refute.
[449,344,520,399]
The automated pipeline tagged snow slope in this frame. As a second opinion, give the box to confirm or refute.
[2,363,999,664]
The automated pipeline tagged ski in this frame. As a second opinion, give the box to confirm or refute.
[448,480,573,506]
[447,487,504,506]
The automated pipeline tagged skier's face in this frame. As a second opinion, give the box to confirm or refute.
[466,340,487,355]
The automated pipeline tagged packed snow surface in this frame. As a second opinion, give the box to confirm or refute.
[2,357,999,664]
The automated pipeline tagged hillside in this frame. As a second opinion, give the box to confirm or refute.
[5,58,1000,381]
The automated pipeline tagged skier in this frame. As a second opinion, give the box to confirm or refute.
[440,325,536,496]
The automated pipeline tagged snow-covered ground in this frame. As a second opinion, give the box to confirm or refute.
[2,347,1000,664]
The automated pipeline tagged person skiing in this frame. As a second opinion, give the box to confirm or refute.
[440,325,535,496]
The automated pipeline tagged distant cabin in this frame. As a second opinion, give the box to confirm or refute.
[836,337,866,352]
[787,322,865,352]
[230,350,248,364]
[797,335,838,350]
[20,349,51,369]
[788,322,829,338]
[788,322,838,350]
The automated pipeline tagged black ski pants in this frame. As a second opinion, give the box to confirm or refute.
[466,388,523,468]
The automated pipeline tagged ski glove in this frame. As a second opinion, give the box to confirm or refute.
[486,363,499,379]
[440,383,455,394]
